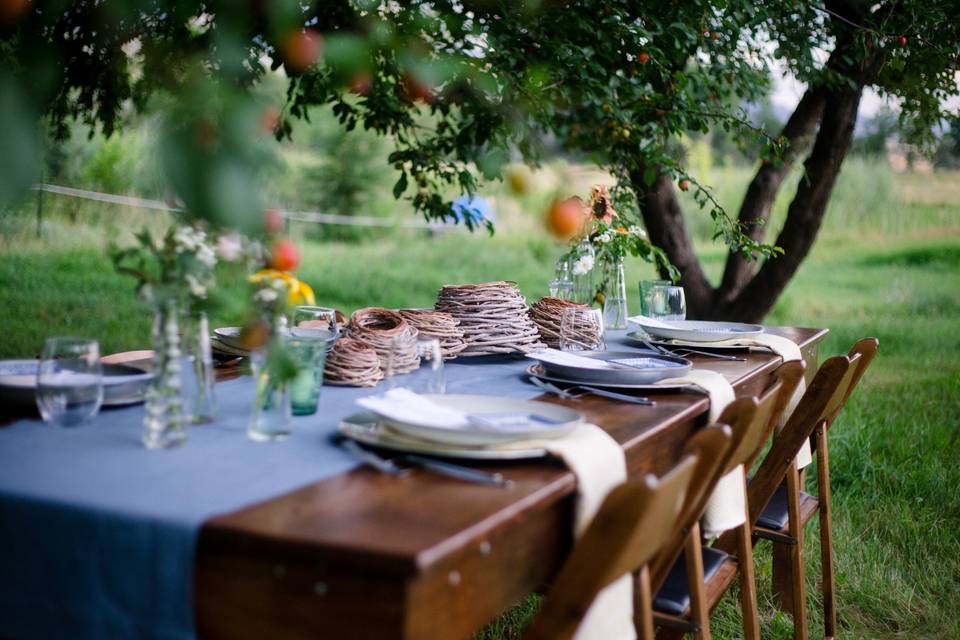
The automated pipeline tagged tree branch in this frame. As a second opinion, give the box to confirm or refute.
[722,83,864,322]
[717,85,827,301]
[629,168,715,317]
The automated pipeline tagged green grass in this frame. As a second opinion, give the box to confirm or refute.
[1,164,959,639]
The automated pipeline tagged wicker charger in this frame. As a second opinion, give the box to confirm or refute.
[347,307,420,375]
[530,296,597,349]
[396,308,467,360]
[323,337,383,387]
[435,282,546,356]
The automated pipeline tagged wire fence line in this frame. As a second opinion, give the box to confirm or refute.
[29,183,450,230]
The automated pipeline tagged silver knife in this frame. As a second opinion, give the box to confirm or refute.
[569,385,655,405]
[401,454,514,488]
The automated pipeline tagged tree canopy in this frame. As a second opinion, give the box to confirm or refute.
[2,0,958,316]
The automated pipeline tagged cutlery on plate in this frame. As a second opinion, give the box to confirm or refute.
[668,347,746,361]
[400,454,514,488]
[530,375,654,405]
[340,438,409,475]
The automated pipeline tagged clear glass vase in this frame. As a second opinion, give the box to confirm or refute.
[183,311,217,424]
[602,258,629,329]
[248,344,292,442]
[143,299,187,449]
[570,242,596,305]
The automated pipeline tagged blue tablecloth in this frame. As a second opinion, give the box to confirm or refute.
[0,354,542,640]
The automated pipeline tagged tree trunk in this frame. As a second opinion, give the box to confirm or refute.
[716,86,827,303]
[630,169,715,318]
[718,84,864,322]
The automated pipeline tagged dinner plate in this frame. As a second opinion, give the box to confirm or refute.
[531,350,691,385]
[526,364,692,391]
[0,359,154,406]
[362,394,583,446]
[623,332,766,352]
[339,414,548,460]
[213,326,337,356]
[629,319,764,342]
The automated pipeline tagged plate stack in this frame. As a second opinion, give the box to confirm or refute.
[347,308,420,374]
[397,309,467,360]
[529,297,596,349]
[323,337,384,387]
[434,282,546,356]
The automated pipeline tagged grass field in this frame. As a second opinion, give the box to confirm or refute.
[1,160,959,638]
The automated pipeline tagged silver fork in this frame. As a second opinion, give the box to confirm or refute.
[530,376,654,405]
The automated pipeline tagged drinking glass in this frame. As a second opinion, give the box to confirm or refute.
[646,284,687,321]
[559,308,605,352]
[388,337,445,393]
[291,305,339,341]
[36,337,103,427]
[286,336,327,416]
[639,279,671,316]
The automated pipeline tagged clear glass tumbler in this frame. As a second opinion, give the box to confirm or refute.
[287,336,327,416]
[646,284,687,321]
[36,337,103,427]
[639,279,671,316]
[387,337,445,393]
[559,308,605,352]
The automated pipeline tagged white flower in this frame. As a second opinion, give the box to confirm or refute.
[215,233,243,262]
[195,243,217,269]
[254,287,279,304]
[598,231,612,244]
[173,226,200,253]
[628,225,647,239]
[185,274,207,298]
[572,254,595,276]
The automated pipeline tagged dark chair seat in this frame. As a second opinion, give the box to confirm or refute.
[756,484,814,530]
[653,546,729,615]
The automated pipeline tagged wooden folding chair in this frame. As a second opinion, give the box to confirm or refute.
[650,360,805,640]
[746,338,879,640]
[524,455,698,640]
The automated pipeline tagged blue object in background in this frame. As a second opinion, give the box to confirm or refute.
[449,195,496,226]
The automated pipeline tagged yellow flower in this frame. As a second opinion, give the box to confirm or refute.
[249,269,316,305]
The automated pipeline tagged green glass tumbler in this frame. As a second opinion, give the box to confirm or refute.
[287,337,327,416]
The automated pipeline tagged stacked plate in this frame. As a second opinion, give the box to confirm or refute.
[435,282,545,356]
[526,349,692,390]
[0,360,154,407]
[212,326,337,360]
[341,392,583,459]
[628,318,763,343]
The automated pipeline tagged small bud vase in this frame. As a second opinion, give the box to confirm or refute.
[184,311,217,424]
[602,258,629,329]
[143,299,187,449]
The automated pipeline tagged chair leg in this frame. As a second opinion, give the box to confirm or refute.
[816,424,837,639]
[636,565,656,640]
[684,523,711,640]
[736,475,761,640]
[784,462,809,640]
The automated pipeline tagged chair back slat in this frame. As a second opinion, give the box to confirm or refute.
[826,337,879,426]
[649,425,734,591]
[746,354,856,526]
[525,456,697,640]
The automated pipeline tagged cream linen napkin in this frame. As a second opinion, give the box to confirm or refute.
[656,369,743,536]
[505,424,634,640]
[694,333,812,468]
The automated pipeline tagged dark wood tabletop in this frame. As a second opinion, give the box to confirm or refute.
[194,326,828,640]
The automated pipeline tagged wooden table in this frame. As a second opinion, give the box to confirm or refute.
[194,327,826,639]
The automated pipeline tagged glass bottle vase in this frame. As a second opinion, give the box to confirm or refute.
[248,344,292,442]
[602,258,629,330]
[143,299,187,449]
[183,311,217,424]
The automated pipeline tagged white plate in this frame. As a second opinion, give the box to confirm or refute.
[339,414,548,460]
[526,364,692,391]
[0,359,153,406]
[629,319,764,343]
[623,332,767,352]
[531,350,691,385]
[368,393,582,446]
